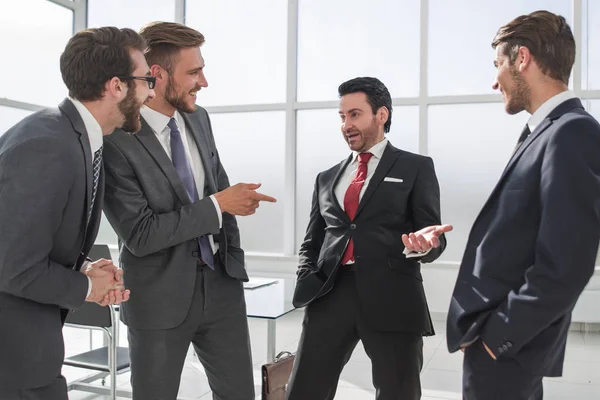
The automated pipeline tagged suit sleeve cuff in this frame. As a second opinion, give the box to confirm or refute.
[209,195,223,229]
[479,312,516,359]
[403,247,432,259]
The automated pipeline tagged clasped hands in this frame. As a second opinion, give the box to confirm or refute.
[82,258,130,306]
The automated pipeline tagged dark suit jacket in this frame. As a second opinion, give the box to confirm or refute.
[447,98,600,377]
[0,99,103,389]
[293,142,446,334]
[102,106,247,331]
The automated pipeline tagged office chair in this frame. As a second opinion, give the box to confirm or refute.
[63,244,132,399]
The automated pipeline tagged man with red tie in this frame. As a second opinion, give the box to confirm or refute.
[287,77,452,400]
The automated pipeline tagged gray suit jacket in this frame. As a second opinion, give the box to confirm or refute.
[0,98,103,389]
[102,106,247,330]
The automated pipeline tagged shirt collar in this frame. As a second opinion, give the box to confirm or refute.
[140,105,182,135]
[527,90,576,133]
[351,138,388,163]
[68,97,103,154]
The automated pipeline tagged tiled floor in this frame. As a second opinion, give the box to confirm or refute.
[64,311,600,399]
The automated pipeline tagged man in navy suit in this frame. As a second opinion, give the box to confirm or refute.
[442,10,600,399]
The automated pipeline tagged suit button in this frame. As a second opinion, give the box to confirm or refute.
[506,342,513,348]
[502,344,508,351]
[350,224,356,230]
[192,251,199,257]
[497,347,503,354]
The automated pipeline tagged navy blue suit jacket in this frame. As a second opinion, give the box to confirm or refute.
[447,98,600,377]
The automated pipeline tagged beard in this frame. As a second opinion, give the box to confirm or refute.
[119,84,143,134]
[345,118,380,152]
[165,74,197,113]
[505,67,531,115]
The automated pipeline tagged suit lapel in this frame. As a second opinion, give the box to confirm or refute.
[135,118,191,205]
[330,155,353,222]
[180,112,218,195]
[59,99,94,226]
[496,119,551,186]
[355,143,398,218]
[476,97,584,221]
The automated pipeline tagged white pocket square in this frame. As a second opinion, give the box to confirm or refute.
[383,177,403,183]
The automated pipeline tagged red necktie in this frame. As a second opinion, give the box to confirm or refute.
[341,152,373,265]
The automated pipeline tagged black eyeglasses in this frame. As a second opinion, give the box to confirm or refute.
[118,76,156,89]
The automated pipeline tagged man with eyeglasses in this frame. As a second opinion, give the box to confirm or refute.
[119,74,157,89]
[102,22,276,400]
[0,27,154,400]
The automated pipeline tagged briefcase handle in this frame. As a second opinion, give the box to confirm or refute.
[274,351,293,363]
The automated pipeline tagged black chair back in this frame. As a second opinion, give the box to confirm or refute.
[87,244,112,261]
[65,244,114,328]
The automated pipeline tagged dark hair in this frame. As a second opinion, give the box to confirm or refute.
[492,10,575,85]
[139,22,205,73]
[60,27,146,101]
[338,77,393,133]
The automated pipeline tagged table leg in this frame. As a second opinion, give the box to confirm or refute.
[267,319,276,361]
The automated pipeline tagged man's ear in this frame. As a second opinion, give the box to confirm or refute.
[378,106,389,126]
[151,64,165,83]
[105,76,126,100]
[516,46,532,73]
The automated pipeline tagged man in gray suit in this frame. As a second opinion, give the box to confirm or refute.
[102,22,276,400]
[0,27,155,400]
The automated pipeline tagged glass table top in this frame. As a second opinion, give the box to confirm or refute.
[243,277,296,319]
[112,277,297,320]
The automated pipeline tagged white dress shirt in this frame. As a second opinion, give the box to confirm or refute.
[140,106,222,254]
[334,138,389,208]
[334,138,427,260]
[69,98,104,298]
[527,90,576,133]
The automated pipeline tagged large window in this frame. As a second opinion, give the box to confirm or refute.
[0,0,72,107]
[186,0,287,106]
[8,0,598,260]
[210,111,286,253]
[589,100,600,121]
[297,0,420,102]
[0,107,33,136]
[428,104,529,261]
[583,0,600,90]
[428,0,572,96]
[88,0,176,30]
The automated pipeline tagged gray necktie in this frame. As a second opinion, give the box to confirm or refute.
[513,124,531,155]
[168,118,215,269]
[87,146,102,225]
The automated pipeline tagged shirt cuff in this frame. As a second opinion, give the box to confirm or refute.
[81,260,92,299]
[403,247,432,258]
[209,195,223,229]
[86,276,92,299]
